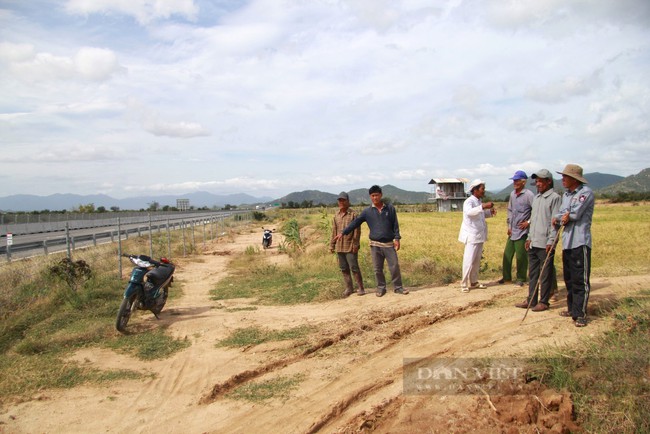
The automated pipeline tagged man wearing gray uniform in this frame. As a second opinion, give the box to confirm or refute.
[552,164,595,327]
[515,169,561,311]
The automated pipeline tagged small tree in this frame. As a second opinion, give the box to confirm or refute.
[76,203,96,213]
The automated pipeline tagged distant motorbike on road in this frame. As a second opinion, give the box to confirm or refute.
[262,228,275,249]
[115,254,175,333]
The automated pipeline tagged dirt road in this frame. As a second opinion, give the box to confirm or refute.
[1,230,644,433]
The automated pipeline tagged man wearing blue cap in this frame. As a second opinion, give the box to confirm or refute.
[499,170,534,287]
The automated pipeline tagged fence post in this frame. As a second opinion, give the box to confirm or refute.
[65,222,71,259]
[191,222,196,253]
[182,219,186,257]
[166,219,171,258]
[118,217,122,278]
[148,213,153,258]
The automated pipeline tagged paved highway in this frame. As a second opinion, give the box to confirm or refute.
[1,211,247,260]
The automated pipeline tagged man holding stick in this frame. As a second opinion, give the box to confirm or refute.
[515,169,561,312]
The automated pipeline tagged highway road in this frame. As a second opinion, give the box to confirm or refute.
[1,211,248,260]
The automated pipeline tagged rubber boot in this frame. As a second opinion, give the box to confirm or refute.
[353,271,366,296]
[342,270,354,297]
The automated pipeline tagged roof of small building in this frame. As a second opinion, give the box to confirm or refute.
[428,178,470,185]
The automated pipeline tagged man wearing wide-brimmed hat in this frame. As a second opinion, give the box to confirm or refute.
[552,164,594,327]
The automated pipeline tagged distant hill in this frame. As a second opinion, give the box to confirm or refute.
[275,185,430,205]
[492,171,626,200]
[597,168,650,194]
[275,190,339,206]
[347,184,430,204]
[0,191,273,212]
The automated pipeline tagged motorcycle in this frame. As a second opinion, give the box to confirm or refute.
[115,254,175,333]
[262,227,275,249]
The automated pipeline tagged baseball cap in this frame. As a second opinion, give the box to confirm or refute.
[531,169,553,180]
[510,170,528,180]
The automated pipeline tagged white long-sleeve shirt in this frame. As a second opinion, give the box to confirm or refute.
[458,195,493,244]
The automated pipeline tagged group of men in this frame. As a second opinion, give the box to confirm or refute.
[459,164,595,327]
[329,164,594,328]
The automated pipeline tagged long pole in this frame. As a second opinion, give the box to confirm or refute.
[521,226,563,324]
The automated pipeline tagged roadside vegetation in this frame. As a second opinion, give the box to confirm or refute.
[0,219,247,400]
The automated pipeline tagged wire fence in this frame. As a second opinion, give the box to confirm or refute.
[2,212,250,262]
[0,213,253,319]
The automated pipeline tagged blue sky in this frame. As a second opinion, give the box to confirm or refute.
[1,0,649,199]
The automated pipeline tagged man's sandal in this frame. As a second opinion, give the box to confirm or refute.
[559,311,572,318]
[575,317,587,327]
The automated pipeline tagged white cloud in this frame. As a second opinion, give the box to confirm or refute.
[74,47,123,81]
[65,0,198,25]
[143,119,211,138]
[2,44,122,83]
[526,72,602,103]
[1,0,649,198]
[0,42,35,62]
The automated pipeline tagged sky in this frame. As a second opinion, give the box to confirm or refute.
[1,0,649,199]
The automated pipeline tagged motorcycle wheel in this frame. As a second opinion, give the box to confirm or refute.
[263,239,270,249]
[115,293,138,333]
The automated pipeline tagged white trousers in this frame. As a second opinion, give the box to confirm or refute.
[461,242,483,288]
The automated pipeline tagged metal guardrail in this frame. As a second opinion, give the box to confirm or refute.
[0,210,240,237]
[1,210,251,260]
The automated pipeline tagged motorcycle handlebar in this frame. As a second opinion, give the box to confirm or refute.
[121,254,164,267]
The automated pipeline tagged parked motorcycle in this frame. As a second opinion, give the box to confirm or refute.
[262,228,275,249]
[115,254,175,333]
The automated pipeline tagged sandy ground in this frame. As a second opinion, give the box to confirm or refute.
[0,228,646,433]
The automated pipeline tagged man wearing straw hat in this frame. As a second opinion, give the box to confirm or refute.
[552,164,595,327]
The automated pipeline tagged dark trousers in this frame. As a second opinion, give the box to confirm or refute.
[527,247,556,306]
[370,245,403,292]
[562,246,591,319]
[336,252,361,274]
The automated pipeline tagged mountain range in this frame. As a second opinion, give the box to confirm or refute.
[0,192,273,213]
[1,169,647,212]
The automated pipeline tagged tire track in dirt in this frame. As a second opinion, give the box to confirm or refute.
[2,224,646,434]
[200,293,510,407]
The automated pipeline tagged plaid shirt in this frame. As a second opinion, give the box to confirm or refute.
[330,208,360,252]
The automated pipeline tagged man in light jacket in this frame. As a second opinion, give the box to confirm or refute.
[515,169,561,311]
[458,179,496,292]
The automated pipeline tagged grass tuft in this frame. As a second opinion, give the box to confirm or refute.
[226,374,305,402]
[529,289,650,433]
[217,325,313,348]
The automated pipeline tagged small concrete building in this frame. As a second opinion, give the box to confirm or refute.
[176,199,190,211]
[428,178,469,212]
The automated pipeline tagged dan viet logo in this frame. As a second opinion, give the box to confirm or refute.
[403,358,526,395]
